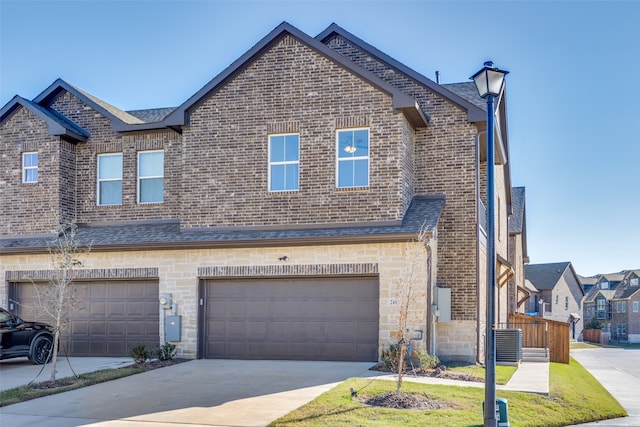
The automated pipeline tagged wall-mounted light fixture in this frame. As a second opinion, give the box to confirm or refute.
[278,256,289,261]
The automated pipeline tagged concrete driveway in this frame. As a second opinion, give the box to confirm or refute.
[571,347,640,426]
[0,356,134,391]
[0,359,377,427]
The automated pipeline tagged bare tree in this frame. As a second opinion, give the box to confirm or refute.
[391,227,430,394]
[33,216,89,384]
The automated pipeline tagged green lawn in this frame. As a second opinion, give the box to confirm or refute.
[448,364,518,385]
[269,357,626,427]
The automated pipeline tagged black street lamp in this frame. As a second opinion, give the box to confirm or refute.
[471,61,509,427]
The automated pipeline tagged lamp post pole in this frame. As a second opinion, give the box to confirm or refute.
[485,89,497,427]
[470,61,508,427]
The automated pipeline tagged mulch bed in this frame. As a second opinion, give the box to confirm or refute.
[357,391,453,410]
[370,363,484,383]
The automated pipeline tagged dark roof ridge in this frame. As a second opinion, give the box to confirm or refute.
[33,79,145,129]
[0,95,89,142]
[158,21,428,131]
[316,23,485,122]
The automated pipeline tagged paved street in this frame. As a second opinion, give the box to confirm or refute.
[571,347,640,426]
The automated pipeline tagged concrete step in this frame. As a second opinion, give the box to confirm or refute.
[522,347,549,362]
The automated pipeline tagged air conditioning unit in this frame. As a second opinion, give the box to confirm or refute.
[496,329,522,364]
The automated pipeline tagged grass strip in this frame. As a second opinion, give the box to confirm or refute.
[269,357,626,427]
[0,367,144,407]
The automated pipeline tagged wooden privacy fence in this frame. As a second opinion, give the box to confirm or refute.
[508,313,570,364]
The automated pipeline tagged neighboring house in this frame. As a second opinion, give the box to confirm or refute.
[0,22,523,364]
[610,270,640,343]
[582,273,625,333]
[578,274,598,293]
[508,187,529,318]
[524,262,585,339]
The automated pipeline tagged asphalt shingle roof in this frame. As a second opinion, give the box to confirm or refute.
[525,262,571,291]
[127,108,176,123]
[0,195,445,253]
[509,187,525,234]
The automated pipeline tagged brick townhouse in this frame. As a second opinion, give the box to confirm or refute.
[0,22,524,363]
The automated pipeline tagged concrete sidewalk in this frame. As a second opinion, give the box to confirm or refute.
[379,361,549,395]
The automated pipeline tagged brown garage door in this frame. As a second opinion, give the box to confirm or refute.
[11,280,159,357]
[202,277,379,361]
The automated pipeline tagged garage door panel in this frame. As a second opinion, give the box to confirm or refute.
[13,280,159,357]
[204,277,378,361]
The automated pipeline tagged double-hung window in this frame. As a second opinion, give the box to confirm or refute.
[268,134,299,192]
[22,152,38,183]
[97,153,123,205]
[633,301,639,313]
[138,150,164,203]
[336,128,369,188]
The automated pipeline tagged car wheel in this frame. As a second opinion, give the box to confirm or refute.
[29,335,53,365]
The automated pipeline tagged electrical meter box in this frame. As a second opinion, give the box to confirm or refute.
[165,315,182,342]
[436,287,451,322]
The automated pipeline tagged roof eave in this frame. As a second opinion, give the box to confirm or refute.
[0,96,88,143]
[316,23,486,123]
[0,232,430,255]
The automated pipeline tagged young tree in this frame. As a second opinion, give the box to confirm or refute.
[391,227,431,394]
[33,216,89,384]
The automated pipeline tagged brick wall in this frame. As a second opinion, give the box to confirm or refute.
[49,91,184,223]
[325,34,483,323]
[180,35,410,227]
[0,107,64,235]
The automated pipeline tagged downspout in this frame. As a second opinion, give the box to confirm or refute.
[424,236,435,355]
[475,130,486,364]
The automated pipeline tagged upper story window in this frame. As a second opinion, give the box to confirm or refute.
[138,150,164,204]
[616,301,627,313]
[336,128,369,188]
[22,152,38,183]
[633,301,639,313]
[268,134,299,192]
[600,281,609,290]
[565,296,569,310]
[97,153,123,206]
[631,277,639,287]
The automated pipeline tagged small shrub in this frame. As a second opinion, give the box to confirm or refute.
[156,342,176,361]
[585,317,603,330]
[130,344,152,364]
[415,349,440,369]
[380,343,402,372]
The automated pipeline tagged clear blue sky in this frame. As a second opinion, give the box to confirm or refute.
[1,0,638,277]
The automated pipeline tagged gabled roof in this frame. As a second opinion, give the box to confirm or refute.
[614,284,640,300]
[0,95,89,142]
[596,274,625,288]
[158,22,428,132]
[316,23,485,123]
[33,79,147,129]
[624,269,640,280]
[525,262,573,291]
[0,194,445,253]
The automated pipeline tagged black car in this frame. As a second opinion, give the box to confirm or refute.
[0,307,54,364]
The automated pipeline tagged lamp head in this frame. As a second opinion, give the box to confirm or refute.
[470,61,509,99]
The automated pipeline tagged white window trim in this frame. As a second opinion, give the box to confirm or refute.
[97,153,123,206]
[633,301,639,313]
[137,150,164,204]
[268,133,299,192]
[336,127,370,189]
[22,151,38,183]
